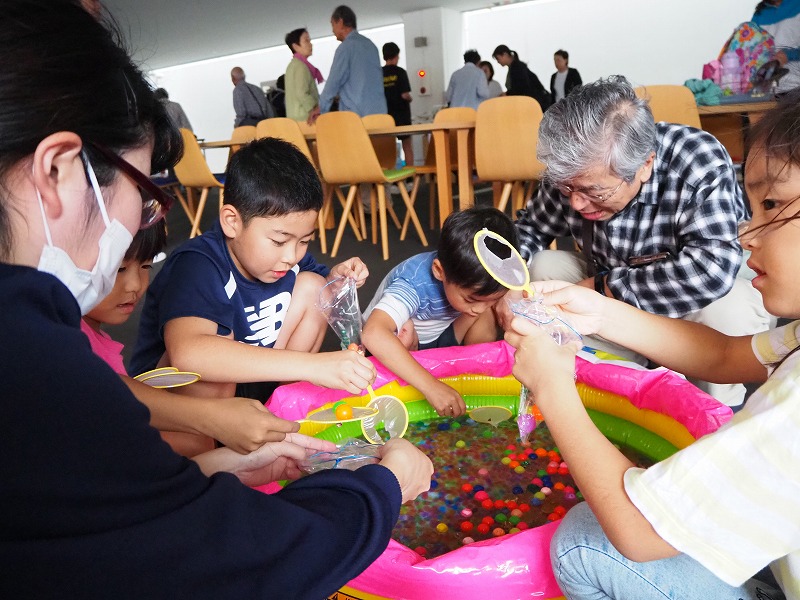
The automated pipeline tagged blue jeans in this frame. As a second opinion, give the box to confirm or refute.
[550,503,785,600]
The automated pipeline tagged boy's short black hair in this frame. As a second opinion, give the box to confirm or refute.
[383,42,400,61]
[124,219,167,263]
[223,137,322,224]
[438,207,519,296]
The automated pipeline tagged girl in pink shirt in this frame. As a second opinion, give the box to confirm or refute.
[82,221,166,374]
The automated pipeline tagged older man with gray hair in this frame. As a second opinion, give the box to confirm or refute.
[513,75,772,407]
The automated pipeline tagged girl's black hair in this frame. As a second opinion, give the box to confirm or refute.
[743,88,800,238]
[124,220,167,263]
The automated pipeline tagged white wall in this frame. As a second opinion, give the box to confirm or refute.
[465,0,756,90]
[151,24,405,172]
[152,0,756,172]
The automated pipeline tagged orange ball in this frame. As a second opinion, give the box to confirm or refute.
[347,342,360,351]
[335,403,354,420]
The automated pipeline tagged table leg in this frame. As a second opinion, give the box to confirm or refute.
[433,129,452,229]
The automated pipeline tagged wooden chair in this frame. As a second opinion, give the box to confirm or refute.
[410,106,476,231]
[634,85,702,129]
[229,125,257,162]
[475,96,544,215]
[255,117,363,254]
[174,128,225,238]
[362,114,403,233]
[316,111,428,260]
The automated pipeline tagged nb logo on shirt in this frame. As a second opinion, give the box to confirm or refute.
[243,292,290,346]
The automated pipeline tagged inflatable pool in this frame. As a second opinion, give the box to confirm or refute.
[266,341,732,600]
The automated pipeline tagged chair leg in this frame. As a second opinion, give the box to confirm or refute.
[318,185,335,254]
[219,186,224,211]
[334,186,363,241]
[386,184,401,230]
[400,175,423,241]
[428,175,437,230]
[190,187,209,238]
[370,186,378,245]
[376,184,390,260]
[494,182,513,213]
[511,181,524,215]
[331,185,359,258]
[397,178,428,247]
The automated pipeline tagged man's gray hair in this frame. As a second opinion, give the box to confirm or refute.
[537,75,657,183]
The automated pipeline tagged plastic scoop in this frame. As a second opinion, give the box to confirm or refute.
[473,229,582,345]
[360,394,409,444]
[469,405,512,427]
[133,366,201,389]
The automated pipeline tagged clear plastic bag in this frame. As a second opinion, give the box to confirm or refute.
[317,276,364,349]
[299,438,382,473]
[508,296,581,442]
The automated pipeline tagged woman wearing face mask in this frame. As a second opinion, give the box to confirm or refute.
[0,3,432,599]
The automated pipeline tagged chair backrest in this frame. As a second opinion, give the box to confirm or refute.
[174,128,222,188]
[256,117,315,165]
[634,85,702,129]
[316,111,386,185]
[230,125,257,154]
[475,96,544,182]
[422,106,478,168]
[362,113,397,170]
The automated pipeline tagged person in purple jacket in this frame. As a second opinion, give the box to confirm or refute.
[0,3,432,599]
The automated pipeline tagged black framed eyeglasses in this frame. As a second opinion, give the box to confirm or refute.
[84,141,173,229]
[555,179,626,204]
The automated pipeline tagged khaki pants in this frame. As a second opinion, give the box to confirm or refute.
[530,250,775,407]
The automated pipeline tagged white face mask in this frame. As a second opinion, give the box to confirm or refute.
[36,152,134,315]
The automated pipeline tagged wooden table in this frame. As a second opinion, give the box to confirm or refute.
[200,121,475,228]
[356,122,475,228]
[697,100,777,162]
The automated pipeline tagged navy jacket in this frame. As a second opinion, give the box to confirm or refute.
[0,264,401,599]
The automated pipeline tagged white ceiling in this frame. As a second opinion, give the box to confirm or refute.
[103,0,495,70]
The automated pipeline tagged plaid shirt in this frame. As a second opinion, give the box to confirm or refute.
[516,123,747,317]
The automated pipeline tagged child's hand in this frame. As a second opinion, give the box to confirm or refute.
[505,316,580,398]
[530,280,605,337]
[329,257,369,287]
[311,350,377,393]
[207,398,301,454]
[377,438,433,504]
[423,379,466,417]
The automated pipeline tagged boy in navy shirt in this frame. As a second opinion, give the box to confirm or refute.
[133,138,373,451]
[362,207,517,418]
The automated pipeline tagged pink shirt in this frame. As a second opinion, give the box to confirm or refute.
[80,320,127,376]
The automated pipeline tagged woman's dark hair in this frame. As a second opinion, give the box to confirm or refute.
[332,5,357,28]
[0,0,182,258]
[125,219,167,263]
[285,28,307,52]
[743,87,800,238]
[223,137,322,224]
[492,45,517,61]
[438,207,519,296]
[479,61,495,79]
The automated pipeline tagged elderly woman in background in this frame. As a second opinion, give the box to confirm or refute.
[284,27,324,124]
